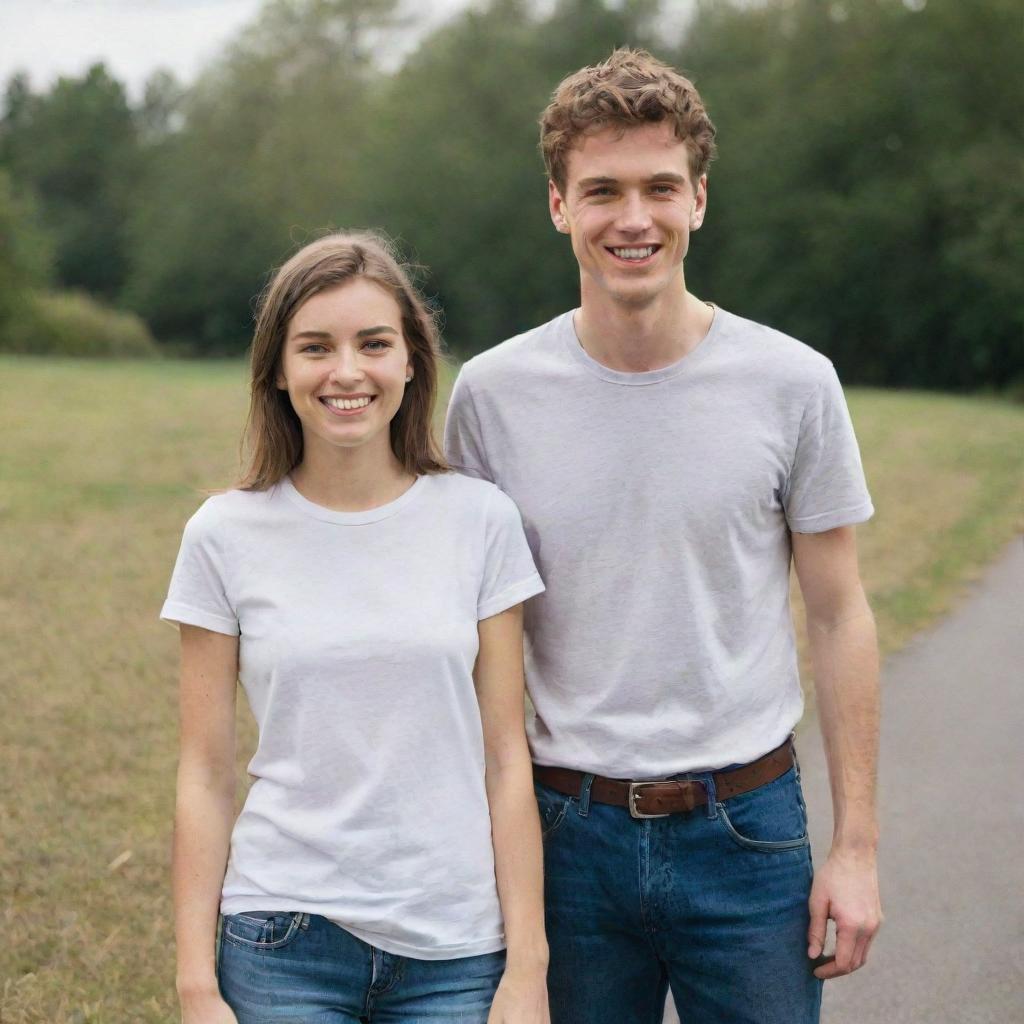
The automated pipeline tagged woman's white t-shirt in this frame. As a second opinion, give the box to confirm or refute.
[161,472,544,959]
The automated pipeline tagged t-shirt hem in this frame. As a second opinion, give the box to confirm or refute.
[337,919,506,961]
[529,718,804,777]
[787,501,874,534]
[220,897,505,960]
[478,574,545,620]
[159,600,239,636]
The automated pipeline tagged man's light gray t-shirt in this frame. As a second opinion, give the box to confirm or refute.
[444,307,873,777]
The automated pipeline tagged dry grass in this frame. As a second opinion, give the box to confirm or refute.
[1,356,1021,1022]
[792,390,1024,675]
[1,358,250,1023]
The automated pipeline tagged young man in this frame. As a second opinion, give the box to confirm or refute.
[445,49,881,1024]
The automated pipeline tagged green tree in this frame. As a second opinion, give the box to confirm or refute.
[0,64,139,300]
[123,0,662,354]
[137,69,186,143]
[124,0,401,352]
[0,168,53,338]
[107,0,1022,387]
[371,0,659,356]
[679,0,1023,389]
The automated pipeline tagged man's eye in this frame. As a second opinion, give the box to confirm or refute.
[650,184,676,195]
[588,188,614,197]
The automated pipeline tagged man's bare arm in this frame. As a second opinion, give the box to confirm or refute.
[793,525,883,979]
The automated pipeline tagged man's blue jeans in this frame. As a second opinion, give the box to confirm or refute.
[218,912,505,1022]
[536,762,823,1023]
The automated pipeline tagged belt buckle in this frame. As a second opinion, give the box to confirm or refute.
[628,782,671,819]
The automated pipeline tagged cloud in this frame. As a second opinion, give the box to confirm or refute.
[0,0,470,98]
[1,1,266,97]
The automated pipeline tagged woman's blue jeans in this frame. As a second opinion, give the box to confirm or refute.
[218,912,505,1023]
[536,762,823,1024]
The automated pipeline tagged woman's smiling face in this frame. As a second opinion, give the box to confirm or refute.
[277,277,413,460]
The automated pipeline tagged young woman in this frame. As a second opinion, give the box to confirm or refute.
[162,232,549,1023]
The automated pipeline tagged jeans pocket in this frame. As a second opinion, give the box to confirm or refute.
[715,767,810,852]
[534,782,573,841]
[222,911,306,951]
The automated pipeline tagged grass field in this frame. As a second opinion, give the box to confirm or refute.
[1,355,1022,1023]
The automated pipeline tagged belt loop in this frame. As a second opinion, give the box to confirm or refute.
[703,773,718,820]
[578,773,595,817]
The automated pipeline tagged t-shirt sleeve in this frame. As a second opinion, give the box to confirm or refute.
[160,504,240,636]
[783,364,874,533]
[477,487,545,620]
[445,369,495,483]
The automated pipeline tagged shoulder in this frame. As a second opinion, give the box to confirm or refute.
[455,310,575,393]
[716,308,837,390]
[181,486,279,541]
[426,470,503,506]
[426,472,524,523]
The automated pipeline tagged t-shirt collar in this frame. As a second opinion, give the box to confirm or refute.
[278,473,427,525]
[562,304,722,385]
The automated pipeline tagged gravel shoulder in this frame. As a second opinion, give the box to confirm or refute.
[798,537,1023,1023]
[666,538,1024,1023]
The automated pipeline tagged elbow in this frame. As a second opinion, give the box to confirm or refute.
[176,748,236,803]
[807,586,873,635]
[484,739,534,788]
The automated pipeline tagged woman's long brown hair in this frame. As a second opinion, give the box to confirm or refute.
[238,231,448,491]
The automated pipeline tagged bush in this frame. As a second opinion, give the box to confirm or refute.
[2,289,159,357]
[0,169,54,330]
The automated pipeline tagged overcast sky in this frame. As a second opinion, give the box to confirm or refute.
[0,0,473,98]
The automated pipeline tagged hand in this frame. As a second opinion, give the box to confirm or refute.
[487,964,550,1024]
[179,984,239,1024]
[807,846,883,979]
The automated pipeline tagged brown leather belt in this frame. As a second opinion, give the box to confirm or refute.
[533,738,795,819]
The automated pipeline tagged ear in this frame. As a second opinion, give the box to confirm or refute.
[690,174,708,231]
[549,179,571,234]
[275,371,287,390]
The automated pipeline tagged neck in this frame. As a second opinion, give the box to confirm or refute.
[290,435,414,512]
[576,275,714,373]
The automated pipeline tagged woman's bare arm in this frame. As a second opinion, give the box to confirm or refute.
[475,605,550,1024]
[172,623,240,1021]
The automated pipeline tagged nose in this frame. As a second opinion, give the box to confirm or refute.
[614,191,653,234]
[328,347,364,386]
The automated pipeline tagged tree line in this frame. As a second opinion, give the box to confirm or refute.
[1,0,1021,390]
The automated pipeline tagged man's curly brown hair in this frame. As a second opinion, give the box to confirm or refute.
[540,48,717,194]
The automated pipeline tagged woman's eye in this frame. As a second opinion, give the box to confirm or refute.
[363,340,390,351]
[302,343,328,353]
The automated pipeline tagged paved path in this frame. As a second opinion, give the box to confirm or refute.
[666,539,1023,1023]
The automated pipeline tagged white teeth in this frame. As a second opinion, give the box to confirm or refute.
[324,396,372,410]
[612,246,655,260]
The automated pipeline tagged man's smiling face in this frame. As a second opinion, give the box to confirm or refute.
[549,121,707,309]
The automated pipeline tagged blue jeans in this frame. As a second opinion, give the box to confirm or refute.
[536,762,822,1024]
[218,912,505,1023]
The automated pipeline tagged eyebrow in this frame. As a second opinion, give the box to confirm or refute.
[576,176,615,192]
[290,325,400,341]
[356,325,399,338]
[576,172,689,190]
